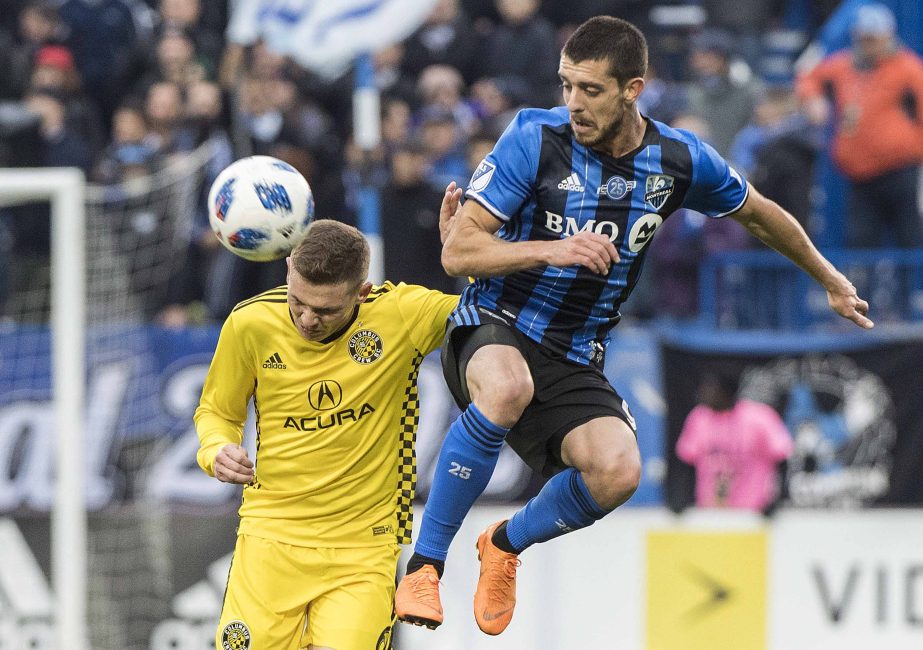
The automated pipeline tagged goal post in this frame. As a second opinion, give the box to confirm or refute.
[0,167,88,650]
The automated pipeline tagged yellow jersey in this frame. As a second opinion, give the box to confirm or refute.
[195,282,457,548]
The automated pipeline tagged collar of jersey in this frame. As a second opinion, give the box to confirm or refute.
[289,305,360,345]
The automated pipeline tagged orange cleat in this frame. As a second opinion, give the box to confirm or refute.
[395,565,443,630]
[473,521,521,635]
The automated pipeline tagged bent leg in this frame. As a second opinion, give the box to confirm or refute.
[412,343,533,563]
[503,417,640,553]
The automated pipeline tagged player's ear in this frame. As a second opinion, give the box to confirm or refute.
[356,281,373,303]
[623,77,645,103]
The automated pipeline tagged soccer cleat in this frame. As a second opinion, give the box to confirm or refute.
[395,564,443,630]
[474,520,521,635]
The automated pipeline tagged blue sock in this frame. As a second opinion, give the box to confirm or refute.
[504,468,610,553]
[414,404,509,561]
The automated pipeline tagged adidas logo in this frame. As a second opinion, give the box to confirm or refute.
[262,352,287,369]
[557,173,585,192]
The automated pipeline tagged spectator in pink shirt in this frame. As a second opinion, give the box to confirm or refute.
[677,372,793,511]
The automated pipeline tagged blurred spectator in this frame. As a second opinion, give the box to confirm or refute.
[93,101,160,183]
[144,80,186,155]
[418,106,469,191]
[469,76,523,134]
[480,0,560,107]
[685,28,760,157]
[416,64,478,135]
[700,0,778,68]
[381,96,413,154]
[29,44,105,151]
[730,85,821,223]
[58,0,149,125]
[636,62,687,124]
[797,4,923,248]
[137,26,208,92]
[402,0,482,84]
[677,371,793,512]
[236,72,285,151]
[373,44,416,105]
[23,88,94,171]
[183,80,230,151]
[382,141,456,293]
[155,0,224,74]
[1,1,67,99]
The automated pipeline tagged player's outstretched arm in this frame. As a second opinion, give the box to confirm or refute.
[730,185,874,329]
[213,443,255,484]
[442,199,619,277]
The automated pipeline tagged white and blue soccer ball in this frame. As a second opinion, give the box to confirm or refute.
[208,155,315,262]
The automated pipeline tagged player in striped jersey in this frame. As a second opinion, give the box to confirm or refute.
[396,16,873,636]
[195,220,457,650]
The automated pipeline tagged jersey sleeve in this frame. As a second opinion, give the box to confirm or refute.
[683,136,749,217]
[395,284,457,355]
[464,109,541,222]
[193,314,255,476]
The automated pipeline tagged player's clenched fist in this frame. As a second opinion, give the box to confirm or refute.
[214,443,255,484]
[545,232,620,275]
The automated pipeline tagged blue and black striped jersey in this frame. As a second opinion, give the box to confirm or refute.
[452,106,748,365]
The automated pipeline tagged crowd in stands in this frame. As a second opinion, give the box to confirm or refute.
[0,0,920,325]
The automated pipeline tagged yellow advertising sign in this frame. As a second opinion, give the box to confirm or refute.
[646,530,767,650]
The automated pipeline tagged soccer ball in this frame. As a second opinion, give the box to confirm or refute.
[208,155,315,262]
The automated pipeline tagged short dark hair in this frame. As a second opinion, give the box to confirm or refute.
[290,219,369,287]
[562,16,648,85]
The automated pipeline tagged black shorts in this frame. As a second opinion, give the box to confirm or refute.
[441,311,636,478]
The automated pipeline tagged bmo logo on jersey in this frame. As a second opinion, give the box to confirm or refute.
[544,211,619,241]
[544,210,663,252]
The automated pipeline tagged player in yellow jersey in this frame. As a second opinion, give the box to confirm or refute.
[195,216,458,650]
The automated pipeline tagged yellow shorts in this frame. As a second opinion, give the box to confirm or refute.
[216,534,399,650]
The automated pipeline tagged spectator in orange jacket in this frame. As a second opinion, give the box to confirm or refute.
[797,4,923,248]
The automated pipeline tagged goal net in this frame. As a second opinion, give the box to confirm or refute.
[0,144,213,650]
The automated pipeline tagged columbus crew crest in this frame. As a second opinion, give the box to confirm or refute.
[348,329,383,364]
[221,620,251,650]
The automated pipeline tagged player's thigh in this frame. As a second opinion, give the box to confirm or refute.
[303,544,400,650]
[217,534,317,650]
[442,322,531,407]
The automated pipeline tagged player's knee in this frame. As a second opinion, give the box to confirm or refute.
[472,372,533,427]
[586,450,641,511]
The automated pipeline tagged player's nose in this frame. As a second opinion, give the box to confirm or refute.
[566,93,583,112]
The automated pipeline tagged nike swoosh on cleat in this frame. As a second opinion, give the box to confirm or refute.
[482,606,513,621]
